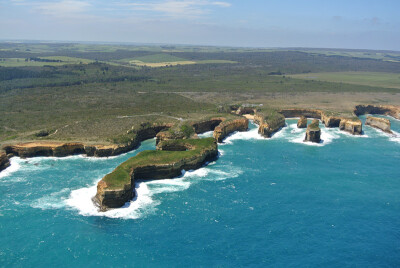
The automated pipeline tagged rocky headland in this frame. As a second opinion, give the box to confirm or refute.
[94,138,218,211]
[365,116,392,134]
[0,152,10,172]
[254,109,286,138]
[213,118,249,142]
[304,119,321,143]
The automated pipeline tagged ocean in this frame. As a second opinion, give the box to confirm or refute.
[1,115,399,267]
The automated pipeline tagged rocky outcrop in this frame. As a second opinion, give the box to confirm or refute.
[339,119,362,135]
[0,152,10,172]
[156,124,198,146]
[297,116,307,128]
[236,107,255,115]
[94,138,218,211]
[304,119,321,143]
[254,110,286,138]
[278,108,362,135]
[191,118,225,134]
[365,116,392,134]
[354,104,400,120]
[213,118,249,142]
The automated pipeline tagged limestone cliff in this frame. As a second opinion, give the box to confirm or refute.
[0,152,10,172]
[278,108,362,135]
[254,110,285,138]
[191,118,225,134]
[94,138,218,211]
[304,119,321,143]
[354,104,400,120]
[213,118,249,142]
[339,120,362,135]
[4,142,85,158]
[297,116,307,128]
[365,116,392,134]
[4,125,170,158]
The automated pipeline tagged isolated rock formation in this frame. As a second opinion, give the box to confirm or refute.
[304,119,321,143]
[297,116,307,128]
[339,120,363,135]
[254,110,286,138]
[365,116,392,134]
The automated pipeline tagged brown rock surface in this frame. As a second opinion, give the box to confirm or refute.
[213,118,249,142]
[304,119,321,143]
[0,152,10,172]
[297,116,307,128]
[365,116,392,134]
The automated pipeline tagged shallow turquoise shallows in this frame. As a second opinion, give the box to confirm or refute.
[1,116,400,267]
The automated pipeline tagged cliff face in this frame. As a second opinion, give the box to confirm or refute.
[4,142,85,158]
[278,108,362,135]
[94,138,218,211]
[213,118,249,142]
[297,116,307,128]
[191,118,224,134]
[339,120,362,135]
[365,116,392,133]
[304,119,321,143]
[354,105,400,120]
[254,111,285,138]
[4,125,170,158]
[0,152,10,172]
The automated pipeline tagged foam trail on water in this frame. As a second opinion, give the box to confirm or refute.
[65,164,243,219]
[222,127,266,145]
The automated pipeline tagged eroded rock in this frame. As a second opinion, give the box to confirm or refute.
[365,116,392,134]
[304,119,321,143]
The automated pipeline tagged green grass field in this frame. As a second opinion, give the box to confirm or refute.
[289,72,400,89]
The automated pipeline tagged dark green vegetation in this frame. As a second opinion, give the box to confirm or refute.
[1,42,400,146]
[103,138,216,189]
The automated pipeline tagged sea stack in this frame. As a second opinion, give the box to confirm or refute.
[365,116,392,134]
[304,119,321,143]
[297,116,307,128]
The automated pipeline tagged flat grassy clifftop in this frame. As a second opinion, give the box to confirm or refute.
[103,138,216,189]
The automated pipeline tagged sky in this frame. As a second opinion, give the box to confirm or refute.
[0,0,399,50]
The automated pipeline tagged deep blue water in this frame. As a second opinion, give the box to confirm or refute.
[1,116,400,267]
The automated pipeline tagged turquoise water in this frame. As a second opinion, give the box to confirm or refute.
[1,116,400,267]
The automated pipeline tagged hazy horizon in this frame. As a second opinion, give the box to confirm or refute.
[1,0,399,51]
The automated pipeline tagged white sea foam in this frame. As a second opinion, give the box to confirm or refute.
[197,131,214,138]
[389,131,400,144]
[0,157,22,179]
[64,163,243,219]
[31,188,70,209]
[222,127,266,145]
